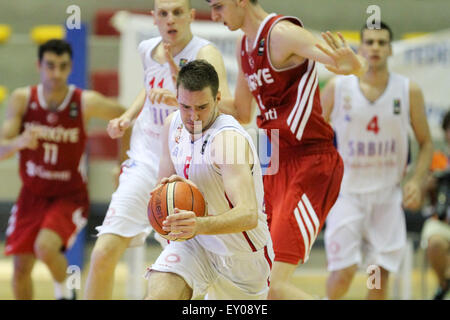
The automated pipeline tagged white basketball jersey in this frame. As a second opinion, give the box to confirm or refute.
[332,73,410,193]
[168,111,271,255]
[127,36,211,167]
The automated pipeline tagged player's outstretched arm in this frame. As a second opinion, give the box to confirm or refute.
[0,88,39,161]
[402,81,434,210]
[271,22,367,76]
[82,90,127,122]
[218,37,255,124]
[107,88,146,140]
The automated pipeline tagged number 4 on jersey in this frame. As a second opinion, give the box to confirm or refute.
[366,116,380,134]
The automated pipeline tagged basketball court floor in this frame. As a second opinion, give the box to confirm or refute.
[0,241,442,300]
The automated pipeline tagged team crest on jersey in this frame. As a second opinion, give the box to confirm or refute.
[46,112,58,124]
[69,102,78,118]
[393,99,401,114]
[248,56,255,69]
[175,124,183,144]
[179,59,188,67]
[30,102,38,110]
[258,38,265,56]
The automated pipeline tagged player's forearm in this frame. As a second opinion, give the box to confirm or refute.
[219,98,253,125]
[410,140,434,184]
[218,97,239,119]
[125,89,146,121]
[118,127,131,163]
[0,137,22,160]
[196,205,258,235]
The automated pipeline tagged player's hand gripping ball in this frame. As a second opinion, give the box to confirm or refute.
[148,181,206,240]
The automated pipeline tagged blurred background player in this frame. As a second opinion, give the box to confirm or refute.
[205,0,366,299]
[145,59,273,300]
[84,0,231,300]
[0,39,126,300]
[321,22,433,299]
[421,110,450,300]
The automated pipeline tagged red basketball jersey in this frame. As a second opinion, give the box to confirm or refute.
[241,14,334,149]
[19,84,87,197]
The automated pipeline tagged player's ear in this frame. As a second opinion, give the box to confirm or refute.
[151,10,156,24]
[239,0,249,8]
[215,90,221,104]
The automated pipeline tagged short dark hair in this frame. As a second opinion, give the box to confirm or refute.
[177,60,219,98]
[38,39,73,62]
[360,21,393,42]
[443,110,450,131]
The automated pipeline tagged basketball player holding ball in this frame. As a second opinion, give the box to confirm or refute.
[205,0,367,299]
[84,0,231,300]
[145,60,274,300]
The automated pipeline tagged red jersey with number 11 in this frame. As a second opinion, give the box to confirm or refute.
[241,13,334,149]
[19,84,87,197]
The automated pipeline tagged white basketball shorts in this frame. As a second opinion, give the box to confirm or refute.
[325,185,406,273]
[96,158,158,247]
[148,238,272,300]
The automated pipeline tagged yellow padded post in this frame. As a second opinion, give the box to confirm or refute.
[30,25,65,44]
[334,30,360,44]
[0,25,12,43]
[402,32,429,40]
[0,86,8,104]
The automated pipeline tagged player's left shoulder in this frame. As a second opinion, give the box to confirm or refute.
[270,19,301,40]
[196,43,221,60]
[408,79,423,94]
[80,89,97,107]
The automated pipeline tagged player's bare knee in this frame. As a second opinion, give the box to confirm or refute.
[331,266,357,287]
[428,235,448,253]
[13,257,34,277]
[90,237,126,268]
[267,282,286,300]
[34,240,59,263]
[146,271,192,300]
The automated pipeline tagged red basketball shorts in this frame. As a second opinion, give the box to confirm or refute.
[5,186,89,256]
[264,143,343,265]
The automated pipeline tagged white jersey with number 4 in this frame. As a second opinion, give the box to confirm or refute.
[331,73,410,194]
[168,111,271,256]
[127,36,211,167]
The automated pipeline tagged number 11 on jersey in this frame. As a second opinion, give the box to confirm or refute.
[43,142,58,164]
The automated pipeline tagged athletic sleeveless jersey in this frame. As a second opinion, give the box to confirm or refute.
[19,84,87,197]
[128,36,211,167]
[168,111,271,255]
[332,73,410,193]
[240,13,334,150]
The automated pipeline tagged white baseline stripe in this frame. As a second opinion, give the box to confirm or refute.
[287,60,314,126]
[296,72,319,141]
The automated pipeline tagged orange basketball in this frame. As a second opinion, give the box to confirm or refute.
[148,181,206,236]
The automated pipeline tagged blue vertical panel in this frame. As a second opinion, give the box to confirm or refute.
[64,23,88,269]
